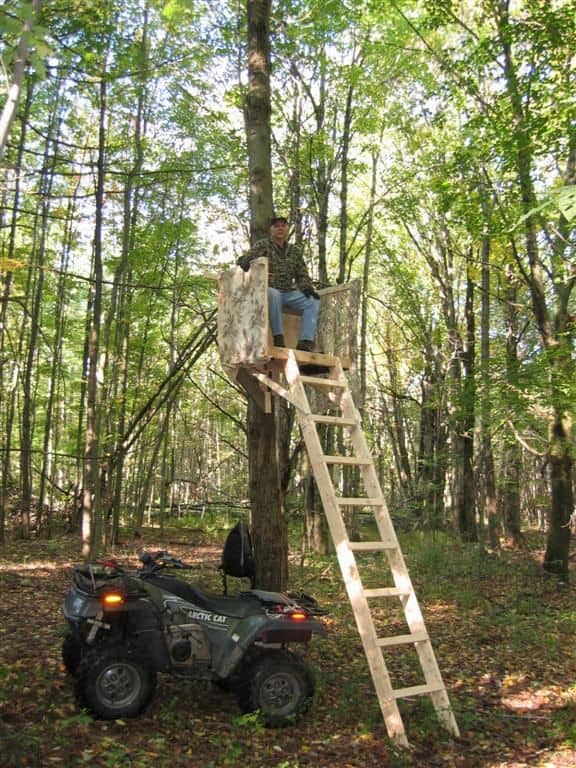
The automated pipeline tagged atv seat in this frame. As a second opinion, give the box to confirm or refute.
[146,575,261,619]
[187,585,263,619]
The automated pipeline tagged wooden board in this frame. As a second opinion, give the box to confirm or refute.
[217,259,268,366]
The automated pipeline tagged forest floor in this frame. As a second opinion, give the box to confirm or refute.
[0,527,575,768]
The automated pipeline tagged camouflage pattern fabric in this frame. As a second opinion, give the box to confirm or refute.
[237,237,314,292]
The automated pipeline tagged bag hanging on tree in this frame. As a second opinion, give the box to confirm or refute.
[219,521,256,593]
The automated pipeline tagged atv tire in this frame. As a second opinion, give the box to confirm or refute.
[75,647,156,720]
[62,632,83,675]
[237,650,314,727]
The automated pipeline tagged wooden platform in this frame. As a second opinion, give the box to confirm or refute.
[217,258,360,369]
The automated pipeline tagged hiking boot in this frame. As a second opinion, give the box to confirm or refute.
[273,334,285,347]
[296,339,314,352]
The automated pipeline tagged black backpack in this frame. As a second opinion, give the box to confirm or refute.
[219,521,256,593]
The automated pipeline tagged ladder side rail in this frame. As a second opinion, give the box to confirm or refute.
[284,355,410,746]
[282,353,459,741]
[332,362,420,594]
[330,361,460,736]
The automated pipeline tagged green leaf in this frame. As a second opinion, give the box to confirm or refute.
[553,185,576,223]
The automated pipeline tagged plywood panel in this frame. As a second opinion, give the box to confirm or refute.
[218,259,269,365]
[316,280,361,362]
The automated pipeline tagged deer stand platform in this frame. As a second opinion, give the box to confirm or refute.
[217,259,459,747]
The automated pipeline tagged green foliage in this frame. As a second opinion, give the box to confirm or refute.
[1,0,575,564]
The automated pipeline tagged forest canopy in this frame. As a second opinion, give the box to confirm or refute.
[0,0,574,576]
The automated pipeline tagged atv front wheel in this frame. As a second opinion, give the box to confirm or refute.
[75,648,156,719]
[62,632,83,675]
[238,650,314,727]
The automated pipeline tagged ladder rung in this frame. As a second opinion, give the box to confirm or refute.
[376,631,429,647]
[300,375,345,388]
[324,455,372,465]
[392,683,443,700]
[311,415,357,426]
[349,541,396,552]
[337,497,384,506]
[363,587,410,598]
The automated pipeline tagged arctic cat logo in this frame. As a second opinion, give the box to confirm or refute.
[164,598,229,627]
[188,610,228,625]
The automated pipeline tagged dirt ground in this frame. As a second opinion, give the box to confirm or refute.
[1,533,575,768]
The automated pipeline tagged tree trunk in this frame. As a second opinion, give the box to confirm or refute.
[497,4,573,577]
[478,183,500,548]
[457,267,476,542]
[244,0,288,591]
[502,265,523,546]
[337,83,354,285]
[82,73,107,559]
[0,81,32,543]
[417,354,447,530]
[0,0,42,160]
[20,101,61,537]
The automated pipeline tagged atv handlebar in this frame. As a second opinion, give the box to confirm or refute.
[139,550,190,572]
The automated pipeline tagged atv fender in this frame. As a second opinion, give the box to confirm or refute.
[211,615,325,679]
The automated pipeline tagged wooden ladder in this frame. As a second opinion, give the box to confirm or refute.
[248,349,459,747]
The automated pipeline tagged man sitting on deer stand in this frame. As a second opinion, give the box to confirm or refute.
[238,216,321,352]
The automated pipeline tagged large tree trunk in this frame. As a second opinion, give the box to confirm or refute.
[244,0,288,591]
[497,4,573,578]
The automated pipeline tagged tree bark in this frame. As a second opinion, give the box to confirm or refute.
[502,265,523,547]
[244,0,288,590]
[478,182,500,548]
[82,73,107,559]
[0,81,32,542]
[457,267,476,542]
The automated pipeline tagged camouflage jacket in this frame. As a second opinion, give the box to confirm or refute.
[237,237,314,292]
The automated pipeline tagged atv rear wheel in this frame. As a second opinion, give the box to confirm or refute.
[238,650,314,727]
[75,648,156,719]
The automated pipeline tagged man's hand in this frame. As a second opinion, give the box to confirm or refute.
[239,262,250,272]
[302,287,320,299]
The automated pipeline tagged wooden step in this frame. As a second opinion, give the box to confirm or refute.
[349,541,397,552]
[311,414,357,426]
[271,347,339,367]
[392,683,444,700]
[363,587,411,598]
[337,497,384,506]
[376,631,429,647]
[323,455,372,465]
[299,375,345,388]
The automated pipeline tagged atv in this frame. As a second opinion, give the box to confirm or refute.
[61,550,325,726]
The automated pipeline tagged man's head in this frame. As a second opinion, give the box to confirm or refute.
[270,216,289,244]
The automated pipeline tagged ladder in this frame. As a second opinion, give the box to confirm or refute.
[247,348,460,747]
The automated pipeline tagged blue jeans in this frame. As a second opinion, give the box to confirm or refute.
[268,288,320,342]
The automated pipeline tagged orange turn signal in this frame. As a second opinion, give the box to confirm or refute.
[289,611,307,621]
[102,592,124,606]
